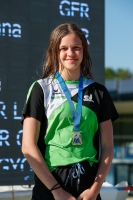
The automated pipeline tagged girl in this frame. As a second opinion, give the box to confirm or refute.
[22,23,119,200]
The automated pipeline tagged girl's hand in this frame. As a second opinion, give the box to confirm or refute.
[77,189,97,200]
[52,187,76,200]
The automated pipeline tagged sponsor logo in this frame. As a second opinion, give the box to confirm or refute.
[53,88,62,94]
[53,89,58,93]
[52,88,66,99]
[83,94,94,102]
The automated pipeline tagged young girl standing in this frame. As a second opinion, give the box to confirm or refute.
[22,23,119,200]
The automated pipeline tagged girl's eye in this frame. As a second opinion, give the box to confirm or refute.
[74,46,80,50]
[60,47,67,51]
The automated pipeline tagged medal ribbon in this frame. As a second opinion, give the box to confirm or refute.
[56,71,83,132]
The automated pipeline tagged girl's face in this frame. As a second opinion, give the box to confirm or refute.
[58,34,83,73]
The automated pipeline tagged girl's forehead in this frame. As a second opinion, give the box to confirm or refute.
[59,34,82,45]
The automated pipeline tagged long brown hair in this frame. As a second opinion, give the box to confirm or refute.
[42,23,93,79]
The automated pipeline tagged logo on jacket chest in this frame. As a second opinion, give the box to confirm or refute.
[51,87,66,99]
[83,94,94,102]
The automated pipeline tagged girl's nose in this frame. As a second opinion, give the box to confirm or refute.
[68,48,75,56]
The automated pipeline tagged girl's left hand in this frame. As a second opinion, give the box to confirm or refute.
[77,189,97,200]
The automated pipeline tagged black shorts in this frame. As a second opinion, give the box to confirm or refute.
[31,160,101,200]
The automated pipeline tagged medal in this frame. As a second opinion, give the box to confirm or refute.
[72,132,82,145]
[56,72,93,146]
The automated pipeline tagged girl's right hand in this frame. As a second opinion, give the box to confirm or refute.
[52,187,76,200]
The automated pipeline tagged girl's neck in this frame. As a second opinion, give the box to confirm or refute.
[59,69,80,81]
